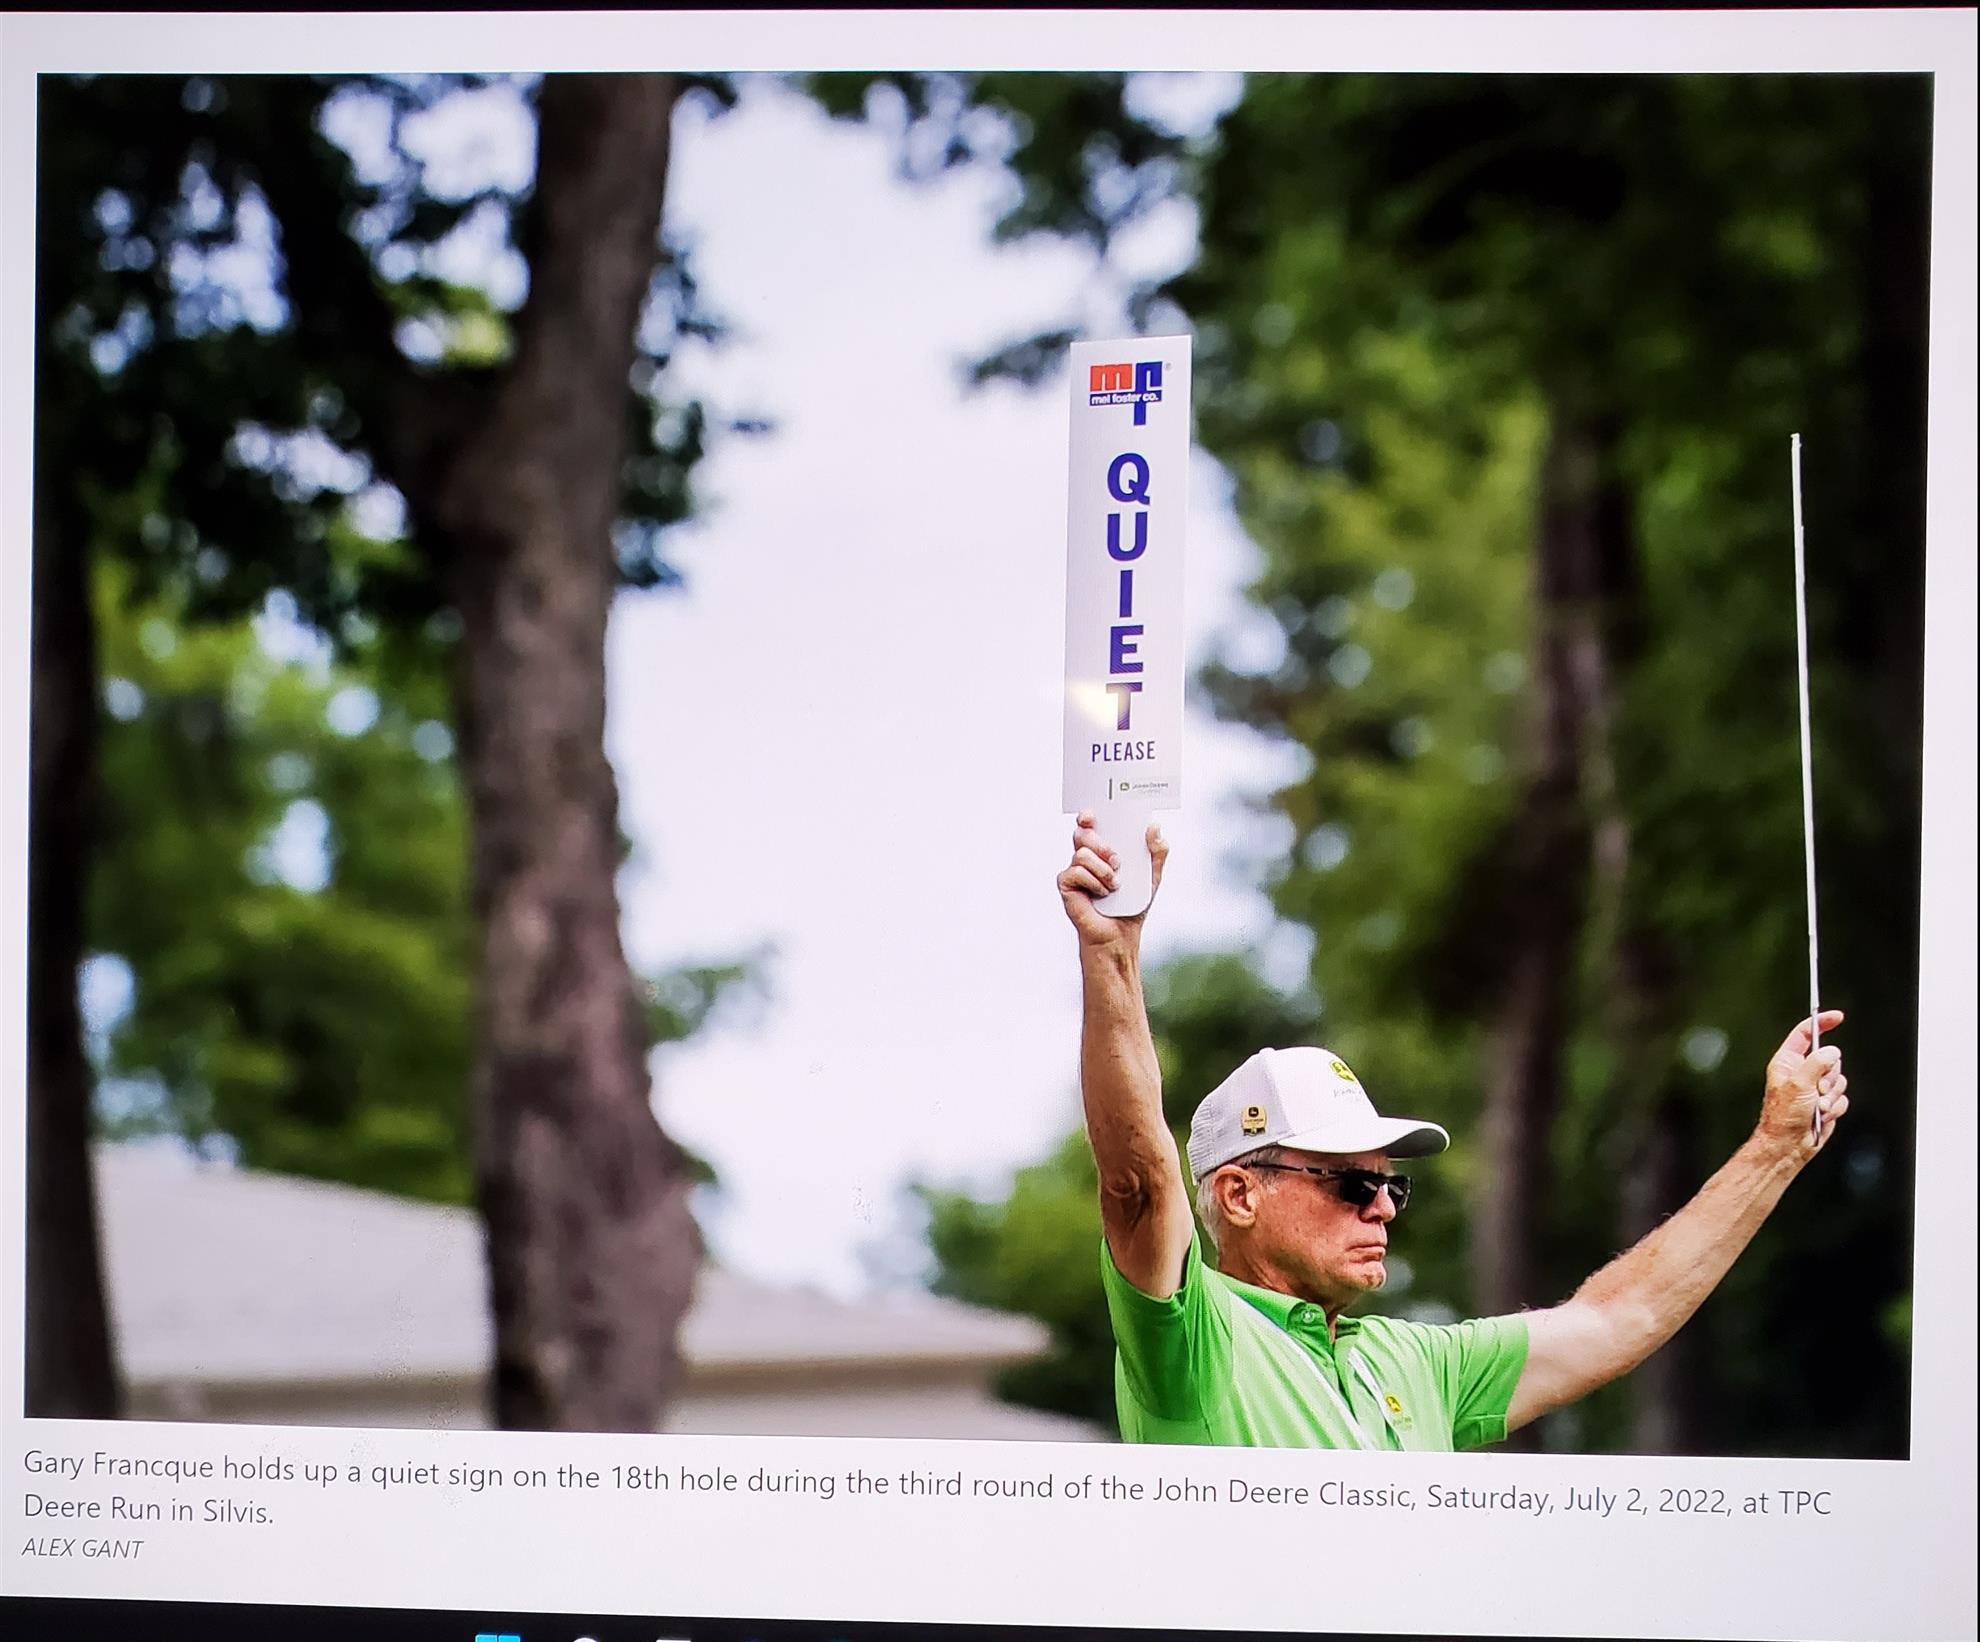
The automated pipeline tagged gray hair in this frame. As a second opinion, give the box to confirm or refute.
[1195,1144,1286,1256]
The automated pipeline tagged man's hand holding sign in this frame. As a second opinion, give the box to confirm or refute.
[1061,368,1852,1449]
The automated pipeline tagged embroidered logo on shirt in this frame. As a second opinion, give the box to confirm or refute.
[1330,1058,1356,1082]
[1384,1393,1404,1416]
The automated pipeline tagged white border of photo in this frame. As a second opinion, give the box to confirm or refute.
[0,10,1972,1641]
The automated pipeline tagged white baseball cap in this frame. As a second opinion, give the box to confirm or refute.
[1185,1046,1449,1180]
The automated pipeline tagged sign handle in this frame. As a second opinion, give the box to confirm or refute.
[1089,802,1157,920]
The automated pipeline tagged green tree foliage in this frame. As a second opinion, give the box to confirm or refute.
[805,72,1189,252]
[921,73,1925,1458]
[87,553,759,1204]
[35,74,739,679]
[88,560,473,1201]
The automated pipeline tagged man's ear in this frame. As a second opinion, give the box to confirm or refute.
[1215,1165,1259,1231]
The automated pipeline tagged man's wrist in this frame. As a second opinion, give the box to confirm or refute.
[1080,926,1144,975]
[1741,1123,1808,1184]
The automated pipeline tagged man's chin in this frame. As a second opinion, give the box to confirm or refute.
[1352,1258,1387,1290]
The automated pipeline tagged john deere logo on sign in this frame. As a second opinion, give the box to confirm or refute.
[1241,1103,1268,1135]
[1330,1058,1355,1082]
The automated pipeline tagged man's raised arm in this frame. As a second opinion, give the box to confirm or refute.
[1058,812,1194,1299]
[1506,1011,1850,1430]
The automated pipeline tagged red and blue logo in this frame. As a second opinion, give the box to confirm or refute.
[1088,360,1164,426]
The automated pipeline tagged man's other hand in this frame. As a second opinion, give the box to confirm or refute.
[1757,1009,1849,1162]
[1058,811,1167,947]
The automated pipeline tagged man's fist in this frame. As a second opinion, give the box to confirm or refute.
[1758,1009,1849,1160]
[1058,811,1167,947]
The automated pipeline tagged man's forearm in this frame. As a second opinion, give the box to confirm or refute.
[1078,936,1171,1193]
[1078,934,1191,1295]
[1574,1132,1801,1369]
[1512,1132,1803,1428]
[1511,1021,1845,1430]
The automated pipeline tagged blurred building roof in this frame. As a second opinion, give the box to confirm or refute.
[94,1144,1098,1442]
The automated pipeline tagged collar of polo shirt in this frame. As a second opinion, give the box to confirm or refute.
[1221,1267,1367,1353]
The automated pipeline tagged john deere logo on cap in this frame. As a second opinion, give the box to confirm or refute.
[1241,1103,1268,1135]
[1330,1058,1356,1082]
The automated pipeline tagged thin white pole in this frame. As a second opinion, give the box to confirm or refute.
[1790,435,1823,1143]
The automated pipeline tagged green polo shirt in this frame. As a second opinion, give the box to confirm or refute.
[1101,1233,1528,1450]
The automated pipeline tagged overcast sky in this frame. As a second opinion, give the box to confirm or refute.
[608,78,1318,1296]
[610,78,1306,1294]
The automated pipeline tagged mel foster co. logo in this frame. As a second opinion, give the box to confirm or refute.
[1088,360,1164,426]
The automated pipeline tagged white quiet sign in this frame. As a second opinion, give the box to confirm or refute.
[1062,335,1190,916]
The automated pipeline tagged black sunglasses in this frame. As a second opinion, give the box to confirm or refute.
[1247,1162,1412,1214]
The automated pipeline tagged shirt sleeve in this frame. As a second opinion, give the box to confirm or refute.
[1407,1313,1530,1450]
[1098,1230,1234,1424]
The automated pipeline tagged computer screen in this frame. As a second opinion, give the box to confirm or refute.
[2,8,1974,1641]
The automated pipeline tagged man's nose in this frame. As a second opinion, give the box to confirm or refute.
[1364,1187,1399,1224]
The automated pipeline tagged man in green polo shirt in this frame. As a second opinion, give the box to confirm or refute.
[1057,813,1851,1451]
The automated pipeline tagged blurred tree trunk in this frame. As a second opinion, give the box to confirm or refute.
[1596,651,1695,1452]
[1474,404,1629,1345]
[1603,730,1690,1446]
[1479,401,1680,1449]
[1554,409,1696,1453]
[418,75,702,1431]
[25,481,121,1419]
[1620,1080,1697,1449]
